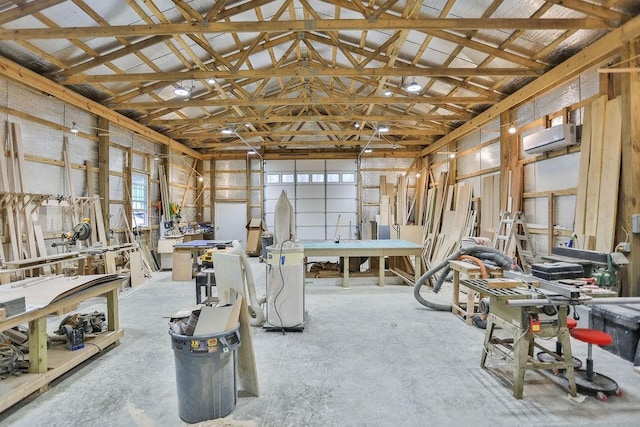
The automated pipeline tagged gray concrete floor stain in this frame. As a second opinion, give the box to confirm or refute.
[1,258,640,426]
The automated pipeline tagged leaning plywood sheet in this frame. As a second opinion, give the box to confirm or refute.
[574,104,592,236]
[584,95,607,238]
[596,97,622,252]
[213,253,259,397]
[0,274,120,309]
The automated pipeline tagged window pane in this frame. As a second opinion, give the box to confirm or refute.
[327,173,340,183]
[282,174,294,183]
[297,173,309,183]
[311,173,324,183]
[342,173,355,183]
[267,174,280,183]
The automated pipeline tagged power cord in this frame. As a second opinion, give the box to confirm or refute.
[272,239,295,334]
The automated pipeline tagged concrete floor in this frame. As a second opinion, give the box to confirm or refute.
[2,258,640,426]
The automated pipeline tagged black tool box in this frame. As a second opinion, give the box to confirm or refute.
[531,262,584,280]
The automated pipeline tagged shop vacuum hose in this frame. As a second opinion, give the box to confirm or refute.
[413,245,520,311]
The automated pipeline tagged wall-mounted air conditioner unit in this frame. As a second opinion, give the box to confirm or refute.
[522,123,576,155]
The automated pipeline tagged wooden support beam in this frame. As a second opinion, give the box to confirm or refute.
[98,117,110,240]
[619,38,640,296]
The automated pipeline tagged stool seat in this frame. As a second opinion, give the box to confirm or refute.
[570,328,612,346]
[567,317,578,329]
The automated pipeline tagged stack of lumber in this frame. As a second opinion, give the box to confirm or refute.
[480,174,501,239]
[573,95,623,252]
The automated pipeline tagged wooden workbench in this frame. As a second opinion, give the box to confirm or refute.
[0,275,125,413]
[449,259,502,324]
[302,239,422,288]
[0,252,88,285]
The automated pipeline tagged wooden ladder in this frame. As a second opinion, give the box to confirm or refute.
[493,211,537,272]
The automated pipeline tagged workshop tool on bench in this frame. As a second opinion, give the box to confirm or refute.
[462,278,578,399]
[51,218,92,251]
[53,312,106,351]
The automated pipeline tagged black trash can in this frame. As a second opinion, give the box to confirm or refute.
[169,324,241,423]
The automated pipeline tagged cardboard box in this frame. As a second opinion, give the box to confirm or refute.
[246,218,266,256]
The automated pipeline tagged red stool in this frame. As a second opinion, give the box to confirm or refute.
[569,328,620,400]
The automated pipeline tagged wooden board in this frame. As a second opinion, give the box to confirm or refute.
[486,278,520,289]
[584,95,607,237]
[129,251,146,287]
[171,251,192,281]
[0,274,120,307]
[212,253,259,397]
[574,104,592,235]
[595,96,622,252]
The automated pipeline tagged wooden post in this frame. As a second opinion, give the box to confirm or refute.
[98,116,110,239]
[619,39,640,297]
[499,110,513,213]
[196,158,204,223]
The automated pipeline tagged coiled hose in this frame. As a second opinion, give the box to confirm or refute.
[413,245,520,311]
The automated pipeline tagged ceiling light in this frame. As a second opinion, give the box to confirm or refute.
[173,83,190,96]
[449,153,456,159]
[153,153,160,161]
[364,148,373,153]
[377,125,389,132]
[244,122,251,127]
[416,172,421,178]
[206,78,215,84]
[221,127,235,135]
[383,89,393,96]
[248,150,257,155]
[197,176,204,182]
[508,126,517,134]
[70,122,79,133]
[354,122,360,129]
[405,80,422,93]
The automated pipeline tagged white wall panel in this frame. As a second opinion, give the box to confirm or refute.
[297,184,325,198]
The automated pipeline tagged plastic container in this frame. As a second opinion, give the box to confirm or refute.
[591,304,640,362]
[169,324,241,423]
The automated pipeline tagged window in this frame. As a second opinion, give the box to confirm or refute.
[267,174,280,183]
[282,173,294,183]
[131,173,148,227]
[327,173,340,183]
[342,173,355,183]
[297,173,309,183]
[311,173,324,183]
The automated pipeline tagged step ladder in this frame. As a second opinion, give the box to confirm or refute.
[493,211,537,272]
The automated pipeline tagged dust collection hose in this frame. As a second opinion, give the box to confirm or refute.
[413,245,520,311]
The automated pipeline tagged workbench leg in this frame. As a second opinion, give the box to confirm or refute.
[378,256,385,287]
[452,270,460,315]
[414,255,420,284]
[465,290,476,325]
[28,316,48,388]
[558,327,577,397]
[481,315,495,368]
[106,288,120,332]
[342,256,349,288]
[513,332,530,399]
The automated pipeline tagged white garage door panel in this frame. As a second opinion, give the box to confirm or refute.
[297,184,325,198]
[297,227,326,240]
[326,185,357,198]
[296,199,325,212]
[264,185,295,199]
[265,160,294,172]
[296,159,326,170]
[327,212,357,226]
[327,199,357,212]
[297,212,325,226]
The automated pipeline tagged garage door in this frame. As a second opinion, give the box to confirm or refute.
[264,159,357,241]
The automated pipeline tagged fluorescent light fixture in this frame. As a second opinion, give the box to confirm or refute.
[173,84,190,96]
[383,89,393,96]
[405,80,422,92]
[221,127,235,135]
[248,150,257,155]
[377,125,389,132]
[508,126,517,134]
[364,148,373,153]
[70,122,79,133]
